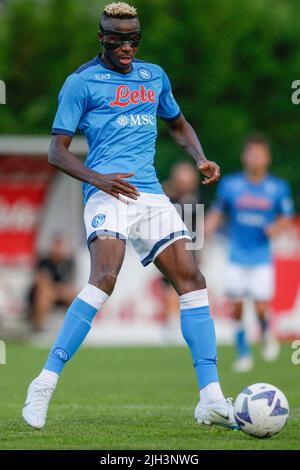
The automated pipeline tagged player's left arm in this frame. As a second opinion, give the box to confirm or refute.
[264,180,295,238]
[158,68,220,185]
[264,216,292,238]
[166,114,220,185]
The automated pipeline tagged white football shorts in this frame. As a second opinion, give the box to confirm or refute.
[224,262,275,302]
[84,191,192,266]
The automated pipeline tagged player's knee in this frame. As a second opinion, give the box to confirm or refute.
[232,302,243,320]
[190,269,206,291]
[255,301,268,318]
[177,268,206,294]
[89,270,118,295]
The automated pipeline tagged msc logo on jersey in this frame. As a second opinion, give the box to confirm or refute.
[110,85,156,107]
[116,114,155,127]
[138,68,152,80]
[92,213,106,228]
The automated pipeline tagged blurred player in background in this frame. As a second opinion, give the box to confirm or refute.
[28,234,76,332]
[161,162,203,340]
[205,134,294,372]
[22,2,238,431]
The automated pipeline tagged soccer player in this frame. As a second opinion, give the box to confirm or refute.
[205,134,294,372]
[22,2,238,430]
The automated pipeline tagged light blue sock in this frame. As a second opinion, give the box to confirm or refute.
[44,284,108,374]
[180,289,219,389]
[235,323,251,358]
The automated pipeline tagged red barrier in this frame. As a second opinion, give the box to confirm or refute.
[0,156,55,264]
[272,258,300,314]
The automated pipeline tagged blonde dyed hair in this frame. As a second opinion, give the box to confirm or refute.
[103,2,137,18]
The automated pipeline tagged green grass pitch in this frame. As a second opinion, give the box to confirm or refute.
[0,343,299,450]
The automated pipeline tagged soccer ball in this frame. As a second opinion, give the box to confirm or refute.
[234,383,289,438]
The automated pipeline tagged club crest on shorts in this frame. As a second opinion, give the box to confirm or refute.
[92,213,106,228]
[138,68,152,80]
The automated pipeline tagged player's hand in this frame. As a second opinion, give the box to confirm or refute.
[197,161,221,185]
[264,225,275,238]
[93,172,140,202]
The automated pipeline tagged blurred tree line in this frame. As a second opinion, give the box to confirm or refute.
[0,0,299,206]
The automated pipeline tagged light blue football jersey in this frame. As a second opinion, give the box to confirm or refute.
[213,172,294,265]
[51,56,181,204]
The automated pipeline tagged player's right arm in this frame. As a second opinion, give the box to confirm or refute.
[49,74,139,201]
[264,179,294,238]
[204,210,225,237]
[48,135,139,200]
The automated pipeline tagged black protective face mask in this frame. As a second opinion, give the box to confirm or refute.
[100,29,141,50]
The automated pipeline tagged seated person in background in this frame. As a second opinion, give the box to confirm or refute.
[28,234,77,332]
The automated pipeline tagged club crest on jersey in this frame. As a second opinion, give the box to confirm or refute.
[92,213,106,228]
[110,85,156,107]
[138,68,152,80]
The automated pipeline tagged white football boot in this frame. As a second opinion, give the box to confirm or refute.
[195,398,239,430]
[22,378,55,429]
[262,334,280,362]
[232,355,253,373]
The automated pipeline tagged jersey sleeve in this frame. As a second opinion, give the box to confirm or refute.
[157,69,181,121]
[211,178,230,214]
[275,180,295,217]
[51,74,89,136]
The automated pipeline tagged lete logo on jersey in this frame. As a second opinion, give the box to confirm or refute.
[110,85,156,107]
